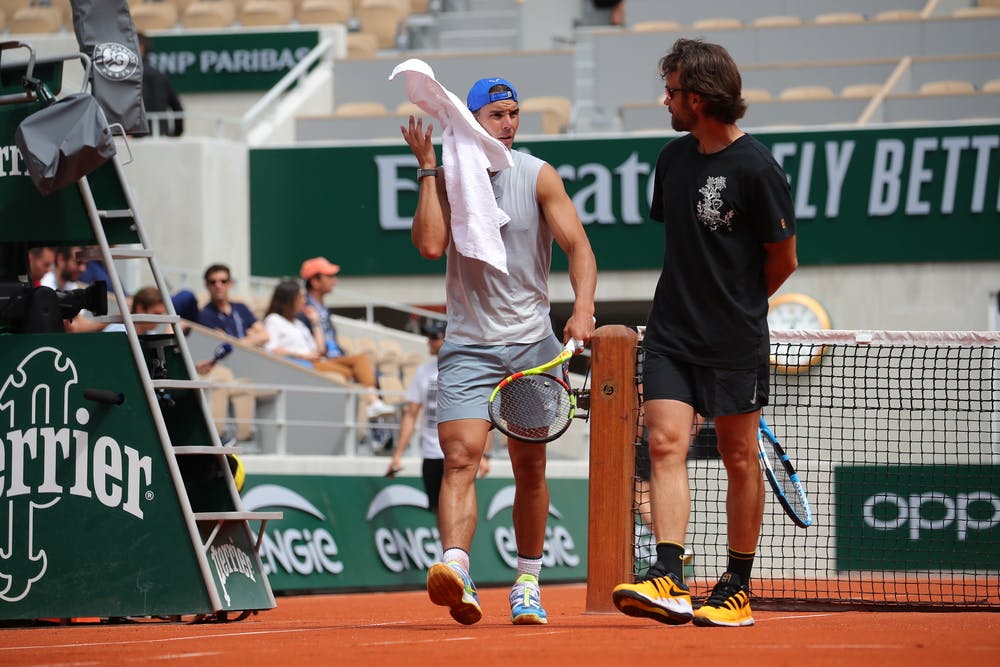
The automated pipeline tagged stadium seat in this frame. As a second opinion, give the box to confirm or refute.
[395,100,423,115]
[0,9,5,32]
[334,100,388,116]
[918,80,976,95]
[742,88,772,102]
[840,83,884,99]
[239,0,294,26]
[411,0,429,12]
[982,78,1000,93]
[182,0,236,29]
[952,6,1000,17]
[779,85,835,100]
[751,15,802,28]
[690,17,742,30]
[0,0,28,21]
[296,0,351,25]
[355,0,408,49]
[8,5,62,33]
[132,1,180,31]
[631,20,681,32]
[813,12,865,24]
[342,31,379,58]
[872,9,923,22]
[519,96,573,134]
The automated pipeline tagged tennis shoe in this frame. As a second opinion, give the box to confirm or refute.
[509,574,548,625]
[612,571,693,625]
[427,561,483,625]
[366,399,396,420]
[693,572,754,627]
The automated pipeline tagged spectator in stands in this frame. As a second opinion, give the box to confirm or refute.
[27,246,54,287]
[197,263,269,347]
[104,286,167,335]
[41,246,106,332]
[386,318,490,515]
[298,256,391,400]
[593,0,624,26]
[611,39,798,630]
[401,75,597,626]
[263,279,393,419]
[138,32,184,137]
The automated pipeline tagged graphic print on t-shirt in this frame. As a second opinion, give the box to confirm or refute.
[697,175,735,232]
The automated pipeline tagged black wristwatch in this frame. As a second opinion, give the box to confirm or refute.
[417,168,438,179]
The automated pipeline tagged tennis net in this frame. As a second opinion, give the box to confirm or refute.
[631,329,1000,610]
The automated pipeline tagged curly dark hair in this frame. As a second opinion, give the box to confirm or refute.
[658,38,747,124]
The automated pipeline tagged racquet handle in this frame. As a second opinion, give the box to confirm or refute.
[565,338,584,354]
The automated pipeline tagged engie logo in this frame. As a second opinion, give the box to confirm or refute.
[242,484,343,577]
[366,484,581,573]
[0,348,153,602]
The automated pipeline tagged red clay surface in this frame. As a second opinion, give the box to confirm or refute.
[1,584,998,666]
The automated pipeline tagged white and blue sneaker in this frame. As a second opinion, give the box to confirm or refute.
[509,573,548,625]
[427,561,483,625]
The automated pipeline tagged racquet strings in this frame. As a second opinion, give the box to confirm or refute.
[764,443,809,519]
[492,374,573,440]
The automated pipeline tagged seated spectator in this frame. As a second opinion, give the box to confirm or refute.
[172,289,201,323]
[299,256,388,386]
[263,279,393,419]
[104,286,169,335]
[42,245,106,332]
[27,246,54,287]
[197,263,269,347]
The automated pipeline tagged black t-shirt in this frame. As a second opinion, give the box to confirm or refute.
[645,133,795,368]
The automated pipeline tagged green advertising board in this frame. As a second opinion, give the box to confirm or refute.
[240,474,588,593]
[835,465,1000,571]
[248,123,1000,278]
[0,335,213,619]
[147,30,320,93]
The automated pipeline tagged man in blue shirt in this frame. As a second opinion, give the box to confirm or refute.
[197,263,269,347]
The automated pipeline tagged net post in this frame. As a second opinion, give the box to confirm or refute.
[585,324,637,612]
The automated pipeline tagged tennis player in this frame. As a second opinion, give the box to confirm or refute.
[611,39,798,627]
[400,76,597,625]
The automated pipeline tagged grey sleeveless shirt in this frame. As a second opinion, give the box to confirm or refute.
[444,149,553,345]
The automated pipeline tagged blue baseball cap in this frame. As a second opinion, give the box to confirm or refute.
[466,77,518,112]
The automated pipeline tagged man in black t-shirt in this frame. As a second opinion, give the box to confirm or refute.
[612,38,798,629]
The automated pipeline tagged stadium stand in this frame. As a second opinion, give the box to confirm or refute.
[181,0,236,29]
[131,1,180,31]
[239,0,295,27]
[296,0,352,25]
[354,0,409,49]
[8,4,62,34]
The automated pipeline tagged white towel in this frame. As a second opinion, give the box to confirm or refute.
[389,58,513,275]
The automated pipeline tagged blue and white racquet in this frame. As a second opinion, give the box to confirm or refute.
[758,416,813,528]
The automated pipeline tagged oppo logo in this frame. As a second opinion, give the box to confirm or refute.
[863,491,1000,540]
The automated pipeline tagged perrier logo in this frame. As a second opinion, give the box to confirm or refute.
[0,347,153,602]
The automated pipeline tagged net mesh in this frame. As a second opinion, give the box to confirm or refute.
[632,329,1000,610]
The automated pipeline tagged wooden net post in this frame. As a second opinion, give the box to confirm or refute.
[585,325,638,612]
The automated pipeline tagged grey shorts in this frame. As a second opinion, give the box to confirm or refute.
[437,335,564,423]
[642,346,768,418]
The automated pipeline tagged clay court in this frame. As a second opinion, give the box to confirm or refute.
[2,584,997,666]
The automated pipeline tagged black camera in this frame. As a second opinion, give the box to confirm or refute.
[0,280,108,333]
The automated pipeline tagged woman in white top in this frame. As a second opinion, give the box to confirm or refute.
[262,279,394,419]
[263,279,323,365]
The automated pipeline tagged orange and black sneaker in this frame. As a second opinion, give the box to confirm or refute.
[693,572,754,627]
[612,570,693,625]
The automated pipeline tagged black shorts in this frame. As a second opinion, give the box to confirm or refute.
[642,347,768,418]
[422,458,445,513]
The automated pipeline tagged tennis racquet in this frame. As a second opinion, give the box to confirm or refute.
[758,416,813,528]
[487,339,582,444]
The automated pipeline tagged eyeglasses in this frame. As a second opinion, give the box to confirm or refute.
[664,84,691,97]
[206,278,231,285]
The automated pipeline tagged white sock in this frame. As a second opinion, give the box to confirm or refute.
[517,555,542,580]
[442,547,470,572]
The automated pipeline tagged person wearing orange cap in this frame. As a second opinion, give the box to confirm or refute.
[299,257,394,419]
